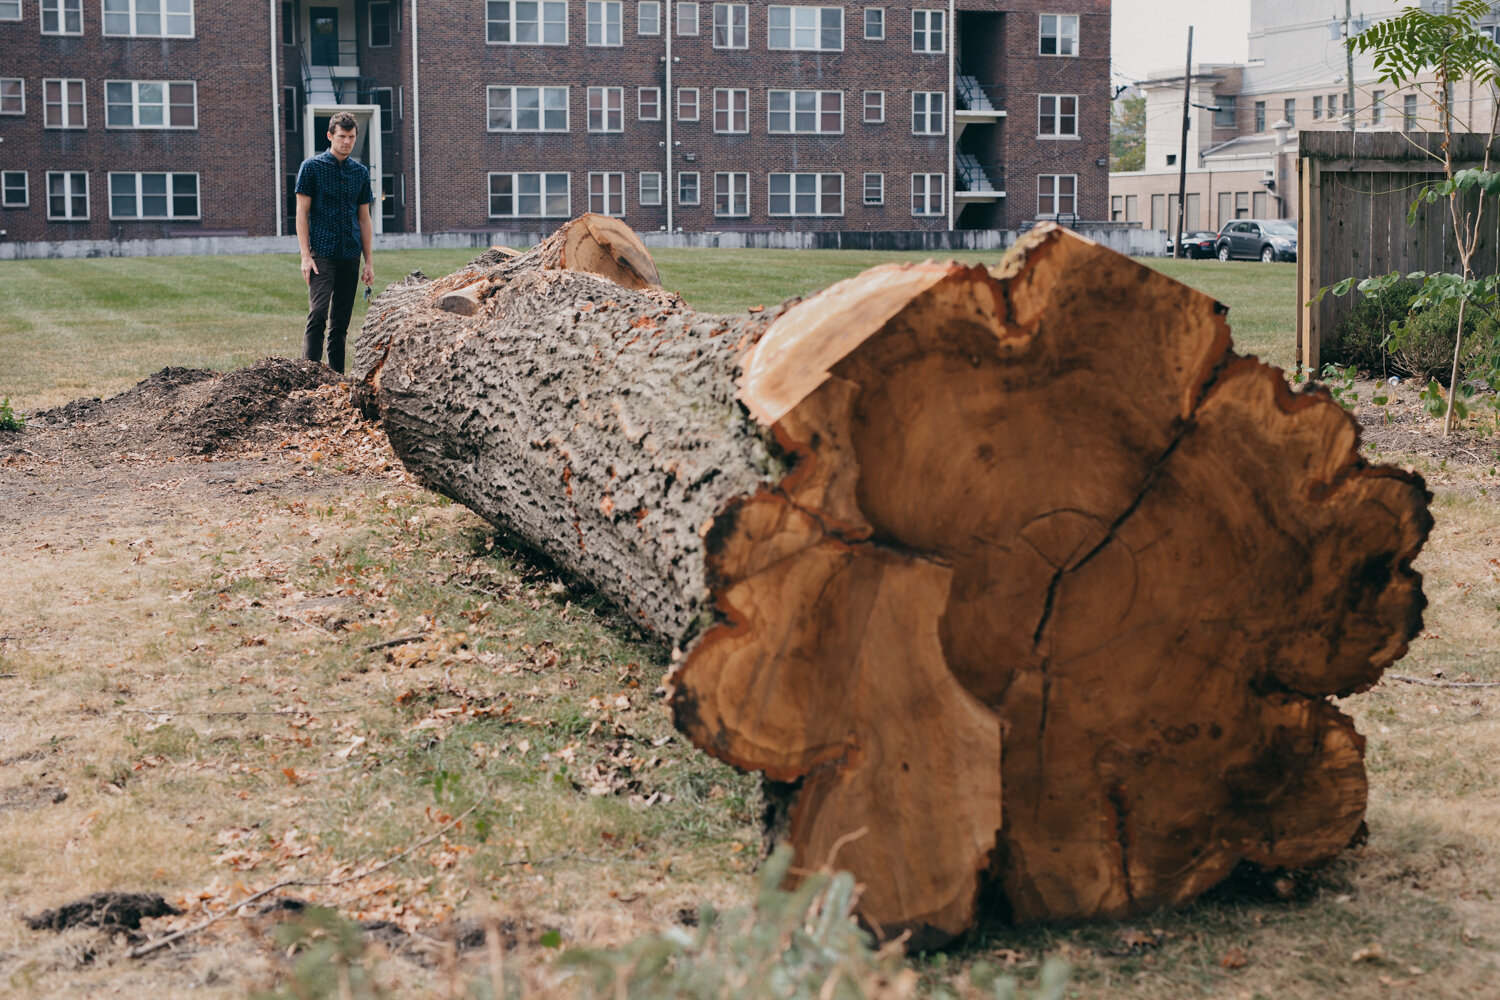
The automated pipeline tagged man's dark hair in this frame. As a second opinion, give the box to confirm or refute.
[328,111,358,134]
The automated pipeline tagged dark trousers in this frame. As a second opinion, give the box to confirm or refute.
[303,256,360,373]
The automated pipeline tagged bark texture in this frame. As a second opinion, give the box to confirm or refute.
[353,216,1432,947]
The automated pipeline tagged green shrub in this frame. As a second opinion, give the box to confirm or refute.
[1326,279,1500,385]
[0,398,24,432]
[1326,278,1421,375]
[1390,299,1500,385]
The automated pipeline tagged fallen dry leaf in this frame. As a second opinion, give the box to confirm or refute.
[1219,946,1249,969]
[1352,943,1387,963]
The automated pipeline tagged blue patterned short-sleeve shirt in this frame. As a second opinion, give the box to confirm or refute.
[295,150,374,260]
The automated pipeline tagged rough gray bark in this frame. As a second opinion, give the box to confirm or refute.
[353,230,778,643]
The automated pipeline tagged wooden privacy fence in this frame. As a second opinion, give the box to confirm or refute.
[1297,131,1500,371]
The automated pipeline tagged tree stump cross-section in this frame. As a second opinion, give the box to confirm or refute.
[354,215,1431,948]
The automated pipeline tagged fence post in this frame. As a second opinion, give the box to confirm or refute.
[1298,153,1321,372]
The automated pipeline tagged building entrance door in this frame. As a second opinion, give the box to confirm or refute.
[310,6,339,65]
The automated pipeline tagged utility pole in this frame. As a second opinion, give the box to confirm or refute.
[1174,26,1193,259]
[1345,0,1357,132]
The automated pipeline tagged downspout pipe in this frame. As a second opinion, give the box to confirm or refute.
[665,1,673,232]
[947,0,955,230]
[270,0,283,237]
[411,0,423,233]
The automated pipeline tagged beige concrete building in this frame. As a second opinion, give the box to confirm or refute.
[1109,0,1487,236]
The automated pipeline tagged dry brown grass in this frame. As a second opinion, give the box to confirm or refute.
[3,393,1500,997]
[0,454,759,997]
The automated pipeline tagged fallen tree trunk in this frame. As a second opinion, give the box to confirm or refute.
[353,215,1431,947]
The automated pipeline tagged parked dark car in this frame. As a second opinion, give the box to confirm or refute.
[1215,219,1298,262]
[1166,230,1222,259]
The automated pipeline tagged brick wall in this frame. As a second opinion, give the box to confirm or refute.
[0,0,279,242]
[1,0,1110,239]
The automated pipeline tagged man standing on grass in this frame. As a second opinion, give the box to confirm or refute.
[295,111,374,374]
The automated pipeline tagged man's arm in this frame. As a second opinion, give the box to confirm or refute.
[296,193,318,285]
[358,202,374,286]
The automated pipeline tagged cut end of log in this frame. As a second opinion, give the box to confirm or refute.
[672,225,1430,941]
[356,213,1430,947]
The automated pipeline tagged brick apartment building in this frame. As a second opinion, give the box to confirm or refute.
[0,0,1110,242]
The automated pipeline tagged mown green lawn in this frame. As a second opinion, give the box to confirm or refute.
[0,247,1295,413]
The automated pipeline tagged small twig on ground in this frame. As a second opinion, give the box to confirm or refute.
[364,633,428,652]
[0,674,16,680]
[276,614,333,635]
[1389,673,1500,689]
[118,707,359,717]
[127,798,485,960]
[499,849,576,867]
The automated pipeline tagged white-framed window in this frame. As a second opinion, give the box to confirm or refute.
[714,171,749,216]
[911,173,942,215]
[0,0,20,20]
[911,8,943,52]
[638,86,660,120]
[911,91,943,134]
[43,79,85,128]
[0,79,24,115]
[1372,89,1386,126]
[863,171,883,204]
[587,86,623,131]
[1038,94,1077,137]
[108,171,199,219]
[1037,173,1077,217]
[489,85,569,131]
[283,85,298,132]
[589,171,625,216]
[768,89,842,133]
[46,171,88,220]
[368,0,392,45]
[862,89,883,123]
[863,7,882,39]
[639,171,662,205]
[676,0,697,34]
[489,171,570,217]
[102,0,194,36]
[2,171,28,208]
[767,5,841,50]
[381,174,396,223]
[104,81,197,129]
[712,2,745,46]
[486,0,567,44]
[714,88,747,132]
[1039,13,1078,56]
[768,172,842,215]
[587,0,621,44]
[41,0,81,33]
[678,171,700,205]
[637,0,658,32]
[372,86,393,132]
[677,87,698,121]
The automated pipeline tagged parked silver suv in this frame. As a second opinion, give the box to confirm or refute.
[1215,219,1298,262]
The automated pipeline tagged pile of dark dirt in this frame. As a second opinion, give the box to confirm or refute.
[23,892,182,933]
[24,357,343,457]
